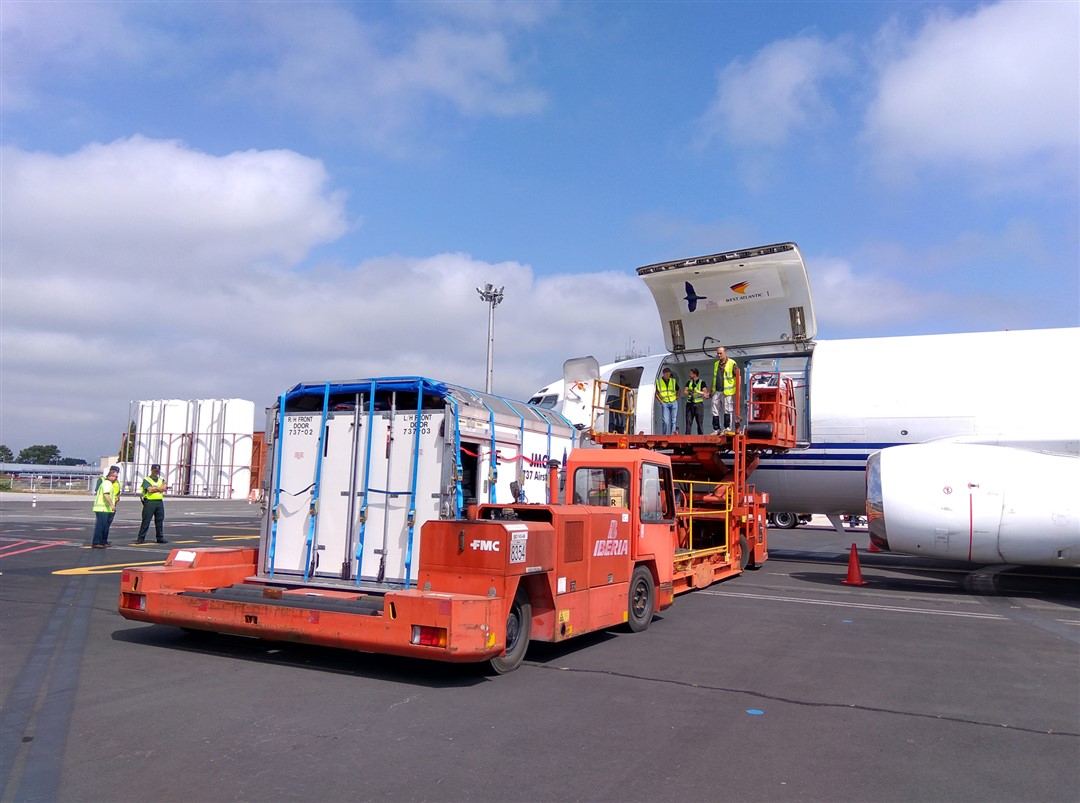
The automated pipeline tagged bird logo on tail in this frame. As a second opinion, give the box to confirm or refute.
[684,282,707,312]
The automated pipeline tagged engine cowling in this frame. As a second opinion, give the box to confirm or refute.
[866,443,1079,566]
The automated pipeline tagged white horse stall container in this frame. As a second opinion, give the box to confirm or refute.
[191,399,255,498]
[132,399,190,493]
[127,398,255,498]
[259,377,575,589]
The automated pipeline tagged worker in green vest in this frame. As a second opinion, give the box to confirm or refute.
[91,465,120,548]
[683,368,707,435]
[135,463,168,544]
[710,346,740,434]
[654,367,679,435]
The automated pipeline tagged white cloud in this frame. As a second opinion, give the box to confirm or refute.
[404,0,557,28]
[697,34,851,149]
[809,257,953,331]
[863,1,1080,187]
[809,219,1062,336]
[0,138,656,460]
[227,3,548,149]
[1,136,348,280]
[1,2,549,149]
[0,2,150,110]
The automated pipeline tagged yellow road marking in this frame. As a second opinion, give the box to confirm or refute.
[212,535,259,541]
[54,560,165,576]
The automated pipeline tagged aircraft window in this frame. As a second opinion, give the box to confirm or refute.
[572,467,630,508]
[529,395,558,409]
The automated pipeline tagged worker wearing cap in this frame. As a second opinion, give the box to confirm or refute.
[91,465,120,548]
[135,463,168,544]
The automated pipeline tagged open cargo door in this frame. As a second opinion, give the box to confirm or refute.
[637,242,816,354]
[638,243,816,446]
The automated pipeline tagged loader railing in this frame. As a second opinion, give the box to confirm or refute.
[672,478,734,559]
[592,380,637,435]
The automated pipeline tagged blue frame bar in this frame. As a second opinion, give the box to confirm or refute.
[267,392,287,579]
[302,382,331,582]
[402,383,425,588]
[354,380,378,586]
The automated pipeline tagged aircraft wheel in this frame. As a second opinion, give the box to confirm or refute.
[627,565,655,632]
[770,511,799,530]
[488,589,531,675]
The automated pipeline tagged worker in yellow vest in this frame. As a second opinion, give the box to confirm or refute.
[683,367,708,435]
[654,367,679,435]
[710,346,740,434]
[135,463,168,544]
[91,465,120,548]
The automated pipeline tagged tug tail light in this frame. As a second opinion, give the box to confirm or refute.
[411,625,447,648]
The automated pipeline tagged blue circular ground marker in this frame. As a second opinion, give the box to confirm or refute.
[746,709,764,716]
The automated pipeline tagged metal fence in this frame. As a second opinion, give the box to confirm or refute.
[1,471,98,493]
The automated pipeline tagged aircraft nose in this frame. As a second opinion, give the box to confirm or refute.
[866,452,891,552]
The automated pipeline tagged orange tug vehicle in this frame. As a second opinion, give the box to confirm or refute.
[119,375,795,674]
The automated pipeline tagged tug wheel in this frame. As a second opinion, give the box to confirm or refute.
[739,532,752,570]
[488,589,531,674]
[627,565,655,632]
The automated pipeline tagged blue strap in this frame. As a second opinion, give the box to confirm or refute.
[479,399,498,503]
[508,403,526,501]
[446,396,463,518]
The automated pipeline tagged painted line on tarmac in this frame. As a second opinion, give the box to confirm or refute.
[0,541,69,559]
[53,560,165,576]
[703,589,1008,620]
[212,535,258,541]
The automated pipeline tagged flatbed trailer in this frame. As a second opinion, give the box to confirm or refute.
[118,374,796,673]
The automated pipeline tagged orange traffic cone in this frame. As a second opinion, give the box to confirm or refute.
[841,543,868,586]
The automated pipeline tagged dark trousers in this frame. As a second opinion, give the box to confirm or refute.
[685,402,704,435]
[92,511,112,545]
[137,499,165,541]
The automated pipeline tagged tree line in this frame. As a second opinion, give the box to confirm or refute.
[0,444,89,466]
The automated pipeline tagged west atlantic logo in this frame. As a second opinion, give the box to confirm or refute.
[683,282,707,312]
[726,280,769,303]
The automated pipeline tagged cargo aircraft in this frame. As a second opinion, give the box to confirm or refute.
[529,243,1079,567]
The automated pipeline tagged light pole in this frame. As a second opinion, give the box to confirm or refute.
[476,283,504,393]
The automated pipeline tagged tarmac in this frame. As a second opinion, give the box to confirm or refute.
[1,494,1078,802]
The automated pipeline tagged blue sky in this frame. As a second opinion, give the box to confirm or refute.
[2,0,1078,461]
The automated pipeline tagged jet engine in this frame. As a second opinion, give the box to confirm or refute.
[866,443,1079,566]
